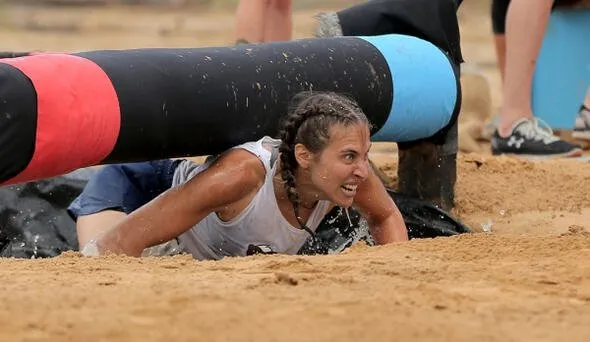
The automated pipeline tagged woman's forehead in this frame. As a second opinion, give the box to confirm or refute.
[326,123,371,146]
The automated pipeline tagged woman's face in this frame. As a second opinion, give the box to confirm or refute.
[303,122,371,208]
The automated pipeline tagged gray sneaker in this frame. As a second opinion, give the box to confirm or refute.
[573,106,590,141]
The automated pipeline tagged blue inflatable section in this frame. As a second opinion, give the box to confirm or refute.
[532,9,590,130]
[360,34,458,142]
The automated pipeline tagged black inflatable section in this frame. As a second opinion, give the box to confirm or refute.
[0,63,38,182]
[0,52,31,59]
[76,37,393,162]
[0,172,471,259]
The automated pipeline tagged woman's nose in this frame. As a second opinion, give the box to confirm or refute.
[353,159,370,180]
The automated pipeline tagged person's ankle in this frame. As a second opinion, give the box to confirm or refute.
[497,107,534,137]
[497,125,514,138]
[497,117,527,138]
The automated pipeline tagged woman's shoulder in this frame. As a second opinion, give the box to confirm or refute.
[230,136,281,170]
[216,148,267,185]
[234,136,281,155]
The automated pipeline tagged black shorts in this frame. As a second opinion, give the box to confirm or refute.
[335,0,463,66]
[492,0,585,34]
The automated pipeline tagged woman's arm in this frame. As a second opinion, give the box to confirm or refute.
[91,150,266,257]
[353,169,408,244]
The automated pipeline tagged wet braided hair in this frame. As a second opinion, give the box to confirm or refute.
[277,91,371,233]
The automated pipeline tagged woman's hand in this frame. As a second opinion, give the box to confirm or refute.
[353,168,408,244]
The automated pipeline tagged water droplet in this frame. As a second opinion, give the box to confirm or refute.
[480,219,493,233]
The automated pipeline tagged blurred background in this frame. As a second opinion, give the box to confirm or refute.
[0,0,502,144]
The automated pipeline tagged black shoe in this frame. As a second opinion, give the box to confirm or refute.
[573,106,590,141]
[491,118,583,159]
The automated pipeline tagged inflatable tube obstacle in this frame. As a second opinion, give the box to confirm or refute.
[0,34,459,186]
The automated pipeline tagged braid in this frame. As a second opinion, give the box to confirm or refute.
[277,91,370,234]
[278,101,309,226]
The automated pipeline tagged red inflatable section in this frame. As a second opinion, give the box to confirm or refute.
[1,54,121,184]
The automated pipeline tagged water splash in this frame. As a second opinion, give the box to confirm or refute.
[31,234,40,259]
[480,219,493,233]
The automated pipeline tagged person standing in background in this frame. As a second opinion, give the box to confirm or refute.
[234,0,292,44]
[490,0,587,158]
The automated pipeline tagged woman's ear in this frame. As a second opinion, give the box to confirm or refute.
[294,143,313,169]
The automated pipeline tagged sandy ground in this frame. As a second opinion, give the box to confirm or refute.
[1,1,590,341]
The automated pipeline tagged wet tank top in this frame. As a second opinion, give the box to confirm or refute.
[172,136,331,260]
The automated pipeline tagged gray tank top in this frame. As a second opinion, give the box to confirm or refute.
[171,136,331,260]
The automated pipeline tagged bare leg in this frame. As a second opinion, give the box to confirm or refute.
[263,0,292,42]
[497,0,553,136]
[493,34,506,82]
[585,90,590,108]
[76,210,127,248]
[234,0,268,43]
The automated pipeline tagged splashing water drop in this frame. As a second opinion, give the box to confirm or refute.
[480,219,493,233]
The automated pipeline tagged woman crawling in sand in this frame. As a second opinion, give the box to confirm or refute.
[70,92,408,259]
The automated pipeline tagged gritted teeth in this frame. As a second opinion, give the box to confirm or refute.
[341,184,358,192]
